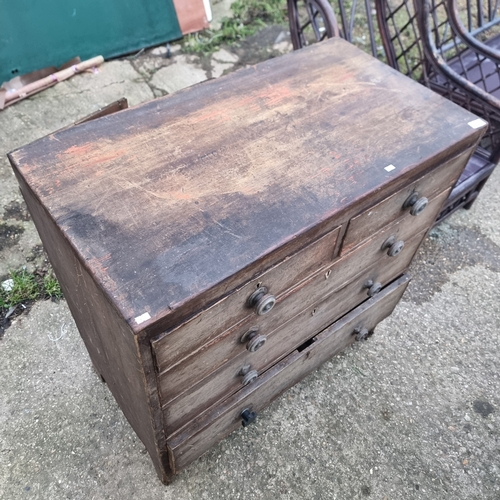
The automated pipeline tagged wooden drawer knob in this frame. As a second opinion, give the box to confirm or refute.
[404,192,428,216]
[241,408,257,427]
[255,294,276,315]
[382,235,405,257]
[364,279,382,297]
[247,334,267,352]
[240,327,267,352]
[241,369,259,386]
[353,326,370,341]
[247,286,276,315]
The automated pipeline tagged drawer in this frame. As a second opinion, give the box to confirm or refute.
[342,148,472,253]
[151,225,341,369]
[167,274,411,473]
[162,228,425,435]
[156,188,448,401]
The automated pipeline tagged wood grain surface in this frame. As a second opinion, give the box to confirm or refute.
[151,225,340,370]
[341,147,473,252]
[154,188,449,380]
[8,38,485,332]
[167,274,411,473]
[13,175,169,482]
[162,227,427,436]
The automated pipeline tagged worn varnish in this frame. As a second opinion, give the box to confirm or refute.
[162,230,427,435]
[9,38,484,332]
[153,187,449,380]
[167,275,411,473]
[341,148,473,253]
[8,37,486,483]
[155,187,448,407]
[151,225,341,372]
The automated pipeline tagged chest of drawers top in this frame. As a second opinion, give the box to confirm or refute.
[9,38,484,335]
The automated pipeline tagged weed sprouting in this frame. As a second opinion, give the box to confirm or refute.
[183,0,288,55]
[0,268,62,311]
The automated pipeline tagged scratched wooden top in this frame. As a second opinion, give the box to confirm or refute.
[9,38,484,333]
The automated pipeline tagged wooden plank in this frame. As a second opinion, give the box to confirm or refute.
[167,274,411,473]
[155,187,449,390]
[8,38,486,333]
[341,147,474,253]
[162,227,427,436]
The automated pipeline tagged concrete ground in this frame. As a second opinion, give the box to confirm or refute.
[1,20,499,500]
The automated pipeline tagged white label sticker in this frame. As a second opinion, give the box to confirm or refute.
[135,312,151,325]
[468,118,487,129]
[384,164,396,172]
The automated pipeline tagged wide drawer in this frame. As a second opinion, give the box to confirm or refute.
[161,227,425,435]
[151,225,341,368]
[341,148,472,253]
[155,188,448,400]
[167,274,411,473]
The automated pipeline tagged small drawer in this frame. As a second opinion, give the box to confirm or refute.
[166,274,411,474]
[342,148,472,254]
[162,228,425,435]
[152,225,341,371]
[156,188,448,404]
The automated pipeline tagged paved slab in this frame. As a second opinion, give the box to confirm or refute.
[149,55,208,94]
[211,0,236,30]
[0,33,499,500]
[211,49,239,78]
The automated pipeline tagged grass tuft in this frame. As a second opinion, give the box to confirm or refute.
[0,268,63,311]
[183,0,288,55]
[43,273,63,300]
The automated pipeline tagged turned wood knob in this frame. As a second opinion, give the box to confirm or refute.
[353,326,370,341]
[404,192,428,216]
[247,335,267,352]
[247,286,276,315]
[255,294,276,315]
[241,369,258,386]
[240,327,267,352]
[364,279,382,297]
[382,235,405,257]
[241,408,257,427]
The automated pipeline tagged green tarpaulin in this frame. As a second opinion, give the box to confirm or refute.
[0,0,182,83]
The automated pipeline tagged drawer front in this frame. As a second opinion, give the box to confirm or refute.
[162,228,425,435]
[167,274,411,473]
[152,225,341,369]
[156,188,448,401]
[342,148,472,253]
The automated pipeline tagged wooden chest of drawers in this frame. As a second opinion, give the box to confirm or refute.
[8,38,486,483]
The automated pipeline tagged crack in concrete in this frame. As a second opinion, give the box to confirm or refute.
[28,80,129,100]
[128,59,165,98]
